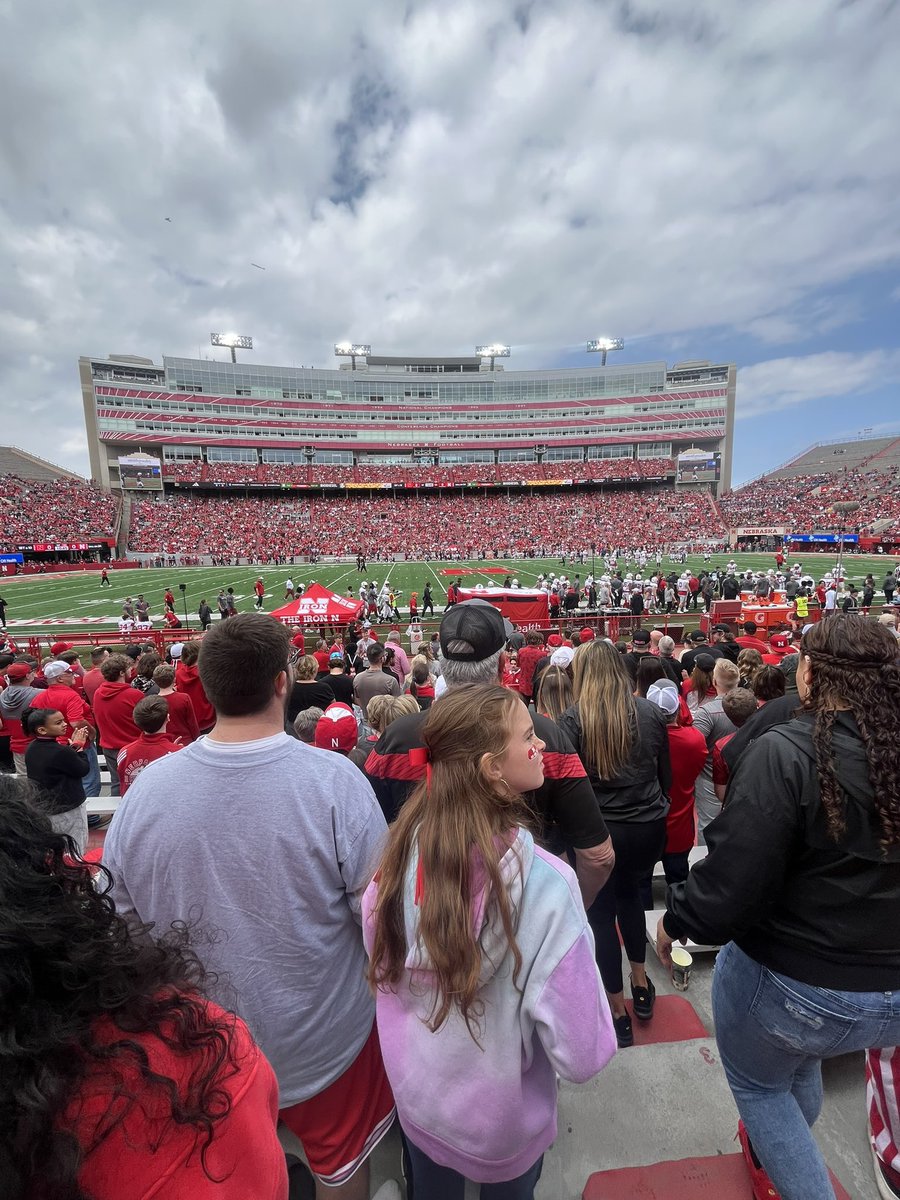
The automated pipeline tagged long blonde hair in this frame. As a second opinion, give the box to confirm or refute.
[367,685,530,1039]
[571,640,635,779]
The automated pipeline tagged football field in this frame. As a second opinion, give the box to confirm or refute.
[2,551,896,643]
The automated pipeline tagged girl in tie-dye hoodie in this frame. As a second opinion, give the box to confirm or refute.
[364,684,615,1198]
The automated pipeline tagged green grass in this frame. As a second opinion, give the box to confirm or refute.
[2,551,896,646]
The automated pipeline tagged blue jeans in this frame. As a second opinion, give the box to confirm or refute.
[712,940,900,1199]
[81,743,101,799]
[403,1134,543,1200]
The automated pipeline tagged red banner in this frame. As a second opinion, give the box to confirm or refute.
[457,588,550,630]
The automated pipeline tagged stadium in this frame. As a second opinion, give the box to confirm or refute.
[0,346,897,641]
[2,348,900,1200]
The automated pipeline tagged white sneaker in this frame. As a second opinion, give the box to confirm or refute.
[873,1142,900,1200]
[371,1182,403,1200]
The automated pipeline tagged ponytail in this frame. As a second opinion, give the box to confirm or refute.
[23,708,58,737]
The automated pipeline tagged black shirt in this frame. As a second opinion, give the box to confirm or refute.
[322,670,354,706]
[558,699,671,824]
[25,737,89,814]
[666,713,900,991]
[287,679,335,723]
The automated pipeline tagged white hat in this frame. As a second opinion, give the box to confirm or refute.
[646,682,680,716]
[44,660,73,681]
[549,646,575,668]
[169,642,184,660]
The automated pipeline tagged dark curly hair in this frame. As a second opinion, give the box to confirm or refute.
[800,615,900,847]
[0,779,241,1200]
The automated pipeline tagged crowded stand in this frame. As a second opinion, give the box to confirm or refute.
[3,564,900,1199]
[162,457,676,489]
[0,474,120,542]
[129,487,723,559]
[720,467,900,535]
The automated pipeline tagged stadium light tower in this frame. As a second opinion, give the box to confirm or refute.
[334,341,371,369]
[210,332,253,363]
[476,343,511,371]
[587,337,624,367]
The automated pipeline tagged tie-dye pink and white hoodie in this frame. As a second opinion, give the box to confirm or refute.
[362,827,616,1184]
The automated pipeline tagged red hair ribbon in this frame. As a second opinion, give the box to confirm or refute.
[409,746,432,792]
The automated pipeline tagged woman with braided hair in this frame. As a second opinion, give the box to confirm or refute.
[657,614,900,1200]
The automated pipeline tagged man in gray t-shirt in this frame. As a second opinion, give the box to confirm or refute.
[104,614,393,1196]
[352,642,400,718]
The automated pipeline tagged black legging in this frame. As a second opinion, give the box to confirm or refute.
[588,816,667,995]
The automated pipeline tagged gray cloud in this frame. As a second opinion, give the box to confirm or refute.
[1,0,899,475]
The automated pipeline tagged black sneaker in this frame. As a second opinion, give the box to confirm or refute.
[630,974,656,1021]
[613,1012,634,1048]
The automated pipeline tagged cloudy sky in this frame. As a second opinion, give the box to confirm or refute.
[2,0,899,486]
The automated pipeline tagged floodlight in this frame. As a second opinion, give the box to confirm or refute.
[334,342,371,368]
[210,332,253,363]
[587,336,624,366]
[475,343,511,370]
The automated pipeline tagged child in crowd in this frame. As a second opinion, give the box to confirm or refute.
[116,696,184,796]
[364,684,615,1197]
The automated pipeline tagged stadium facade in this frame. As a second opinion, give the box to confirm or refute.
[80,351,735,494]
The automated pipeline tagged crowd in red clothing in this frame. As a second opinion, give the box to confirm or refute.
[0,475,120,543]
[160,457,676,488]
[129,488,723,559]
[719,468,900,535]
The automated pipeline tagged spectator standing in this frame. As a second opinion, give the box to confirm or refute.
[559,640,670,1049]
[364,685,615,1196]
[365,600,614,903]
[0,661,42,773]
[658,615,900,1200]
[325,651,355,706]
[0,595,7,627]
[198,598,213,630]
[691,658,741,838]
[385,631,410,680]
[287,655,335,724]
[515,632,546,705]
[644,682,707,893]
[175,641,216,733]
[353,643,400,720]
[104,614,395,1200]
[117,696,183,795]
[92,654,142,796]
[82,646,110,705]
[152,663,200,743]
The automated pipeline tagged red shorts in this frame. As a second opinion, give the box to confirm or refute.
[279,1022,395,1186]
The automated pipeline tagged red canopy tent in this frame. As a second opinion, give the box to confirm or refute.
[269,582,362,627]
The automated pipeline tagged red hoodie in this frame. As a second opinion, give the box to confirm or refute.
[117,731,184,795]
[175,661,215,731]
[68,1003,287,1200]
[158,690,200,743]
[92,679,141,749]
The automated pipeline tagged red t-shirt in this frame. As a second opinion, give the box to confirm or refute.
[117,731,184,795]
[68,1002,288,1200]
[313,650,331,673]
[83,667,105,706]
[665,725,709,853]
[515,645,545,696]
[30,683,94,743]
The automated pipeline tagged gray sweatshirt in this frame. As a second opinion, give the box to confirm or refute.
[103,731,388,1105]
[0,683,42,720]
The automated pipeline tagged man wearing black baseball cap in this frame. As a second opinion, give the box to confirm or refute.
[366,600,615,904]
